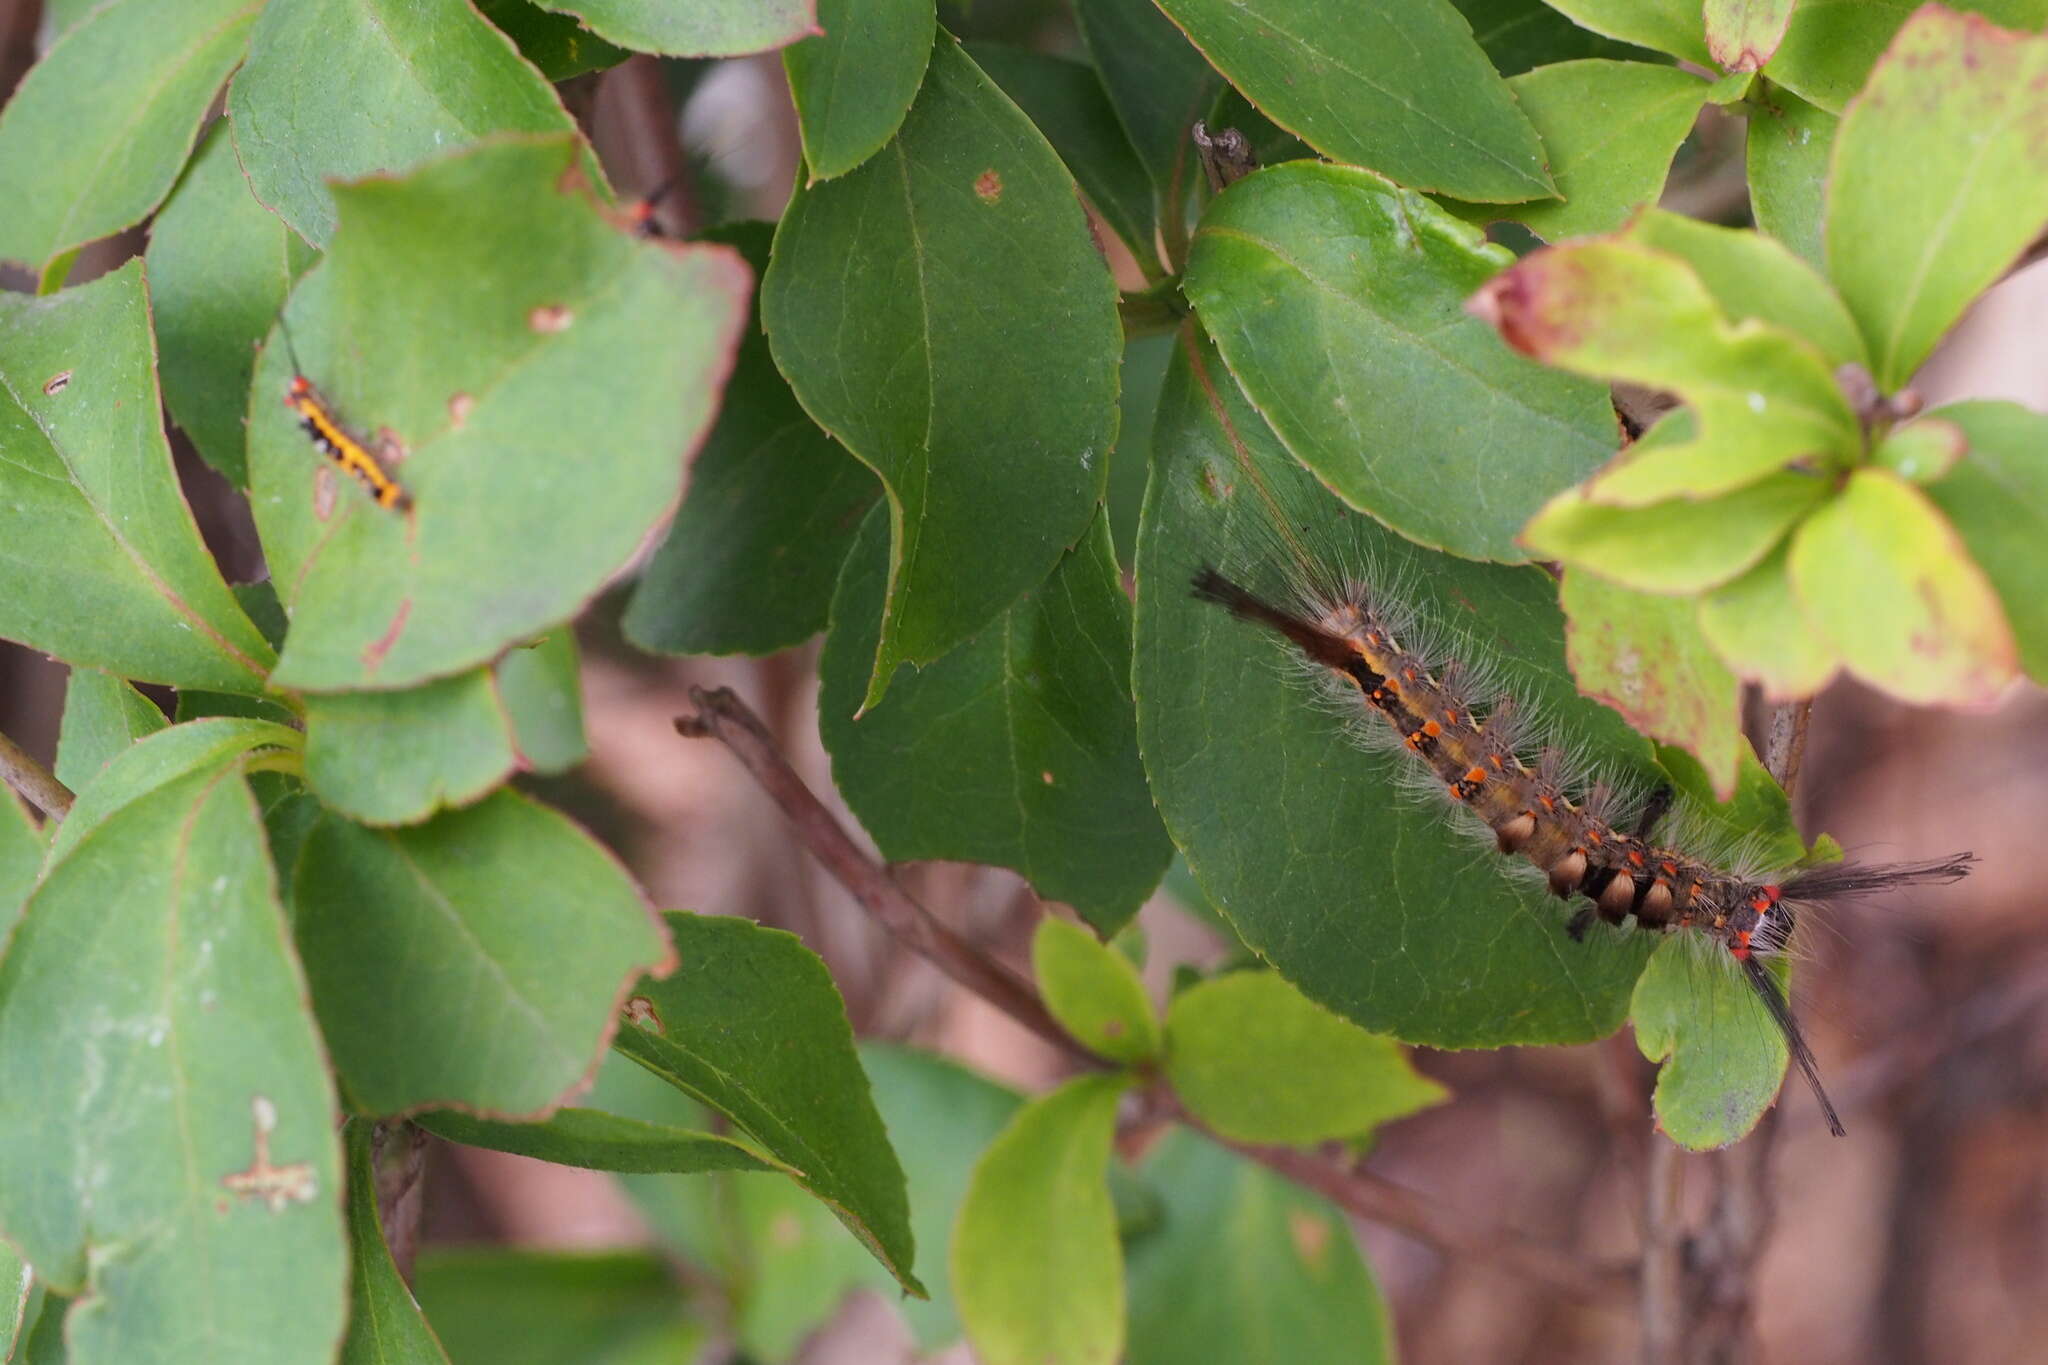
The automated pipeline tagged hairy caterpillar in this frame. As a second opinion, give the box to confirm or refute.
[1189,562,1974,1136]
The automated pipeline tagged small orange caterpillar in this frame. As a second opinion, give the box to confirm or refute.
[1192,564,1974,1136]
[282,373,411,513]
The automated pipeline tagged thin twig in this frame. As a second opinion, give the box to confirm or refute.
[676,685,1633,1309]
[0,729,72,821]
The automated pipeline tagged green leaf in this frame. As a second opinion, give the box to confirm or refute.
[54,672,167,792]
[784,0,934,179]
[0,1244,30,1361]
[146,121,318,486]
[1561,571,1744,798]
[0,261,276,691]
[1654,742,1805,869]
[1632,941,1794,1149]
[416,1107,781,1176]
[1697,540,1840,700]
[611,913,922,1295]
[301,671,518,826]
[0,765,346,1365]
[48,717,303,866]
[1767,0,2048,113]
[820,510,1170,933]
[412,1250,703,1365]
[1459,60,1706,241]
[1744,83,1837,269]
[1072,0,1222,190]
[496,632,586,773]
[1789,468,2018,706]
[292,790,674,1116]
[1135,330,1656,1047]
[953,1074,1130,1365]
[1536,0,1709,64]
[1824,6,2048,390]
[1924,400,2048,683]
[0,791,41,943]
[474,0,632,80]
[1154,0,1552,201]
[1522,410,1829,594]
[966,43,1160,268]
[1476,239,1858,506]
[763,34,1120,707]
[249,137,748,691]
[227,0,584,247]
[530,0,817,55]
[1451,0,1671,75]
[1704,0,1795,71]
[0,0,258,272]
[1185,161,1615,562]
[1109,334,1176,567]
[340,1123,452,1365]
[622,222,877,659]
[1032,917,1162,1063]
[1622,210,1867,370]
[1873,416,1967,484]
[1125,1131,1395,1365]
[1162,971,1444,1144]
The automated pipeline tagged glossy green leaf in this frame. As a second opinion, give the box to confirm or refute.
[0,0,257,272]
[953,1074,1129,1365]
[1163,971,1444,1144]
[532,0,816,55]
[49,718,302,866]
[0,261,276,690]
[1697,540,1839,700]
[1186,161,1615,561]
[1767,0,2048,113]
[1136,330,1656,1047]
[967,43,1160,268]
[1537,0,1708,63]
[623,222,876,658]
[416,1108,780,1176]
[1874,417,1967,484]
[821,510,1170,933]
[611,913,922,1295]
[1623,210,1866,370]
[1032,917,1162,1063]
[1476,239,1858,506]
[0,765,346,1365]
[0,1246,29,1362]
[1561,570,1743,797]
[340,1123,451,1365]
[764,35,1119,707]
[53,672,167,792]
[1461,60,1705,241]
[1125,1131,1394,1365]
[1704,0,1794,71]
[228,0,582,248]
[1824,6,2048,390]
[1632,942,1793,1149]
[1744,83,1836,269]
[1109,334,1175,566]
[146,122,318,485]
[293,790,673,1117]
[1789,468,2018,706]
[1155,0,1552,201]
[250,137,747,691]
[474,0,631,80]
[412,1250,702,1365]
[1451,0,1670,75]
[1072,0,1222,190]
[784,0,933,179]
[1925,400,2048,683]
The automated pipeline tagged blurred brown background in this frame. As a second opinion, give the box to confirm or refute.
[3,1,2045,1361]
